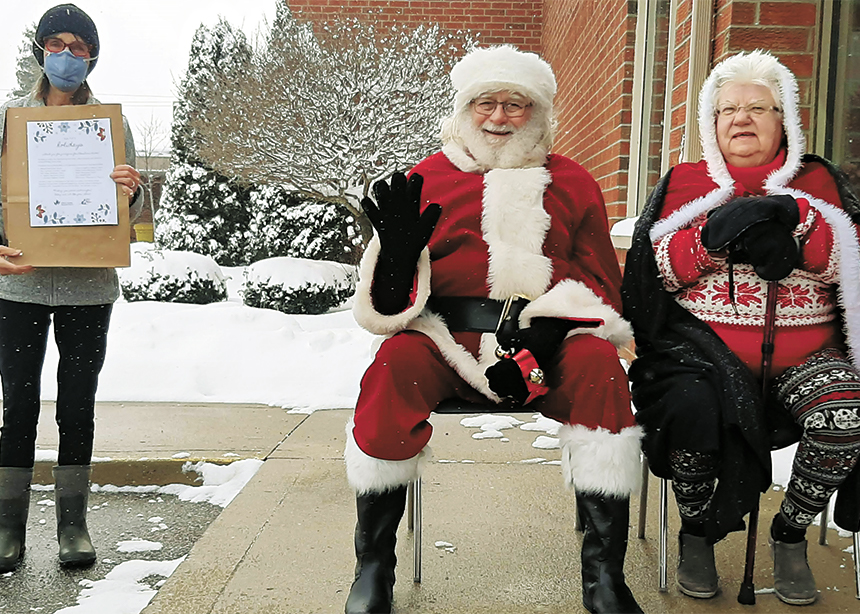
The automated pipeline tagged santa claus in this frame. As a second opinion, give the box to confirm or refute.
[345,45,644,614]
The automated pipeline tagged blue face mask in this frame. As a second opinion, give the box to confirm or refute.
[44,50,88,93]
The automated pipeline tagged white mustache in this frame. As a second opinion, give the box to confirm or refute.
[481,122,517,135]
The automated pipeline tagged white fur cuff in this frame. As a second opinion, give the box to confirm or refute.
[352,238,432,335]
[344,418,431,494]
[519,279,634,349]
[560,424,644,497]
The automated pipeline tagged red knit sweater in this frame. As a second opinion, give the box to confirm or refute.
[654,150,844,377]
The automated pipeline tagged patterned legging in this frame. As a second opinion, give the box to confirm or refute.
[773,348,860,529]
[670,347,860,529]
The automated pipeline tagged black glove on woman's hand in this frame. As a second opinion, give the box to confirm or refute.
[701,195,800,281]
[361,172,441,315]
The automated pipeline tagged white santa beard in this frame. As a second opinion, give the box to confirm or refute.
[460,117,549,170]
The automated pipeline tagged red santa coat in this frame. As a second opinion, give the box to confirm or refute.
[347,149,642,496]
[354,152,634,395]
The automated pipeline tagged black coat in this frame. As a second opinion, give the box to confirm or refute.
[621,155,860,543]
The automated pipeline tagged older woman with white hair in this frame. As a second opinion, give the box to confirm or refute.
[623,50,860,605]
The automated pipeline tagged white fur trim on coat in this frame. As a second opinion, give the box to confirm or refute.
[519,279,633,349]
[407,313,502,402]
[781,188,860,364]
[352,237,432,335]
[344,418,431,494]
[482,167,554,299]
[559,424,644,497]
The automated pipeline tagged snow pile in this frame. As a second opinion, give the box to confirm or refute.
[161,459,263,507]
[95,459,263,508]
[118,244,227,304]
[242,256,356,315]
[459,414,525,440]
[53,557,185,614]
[116,539,163,553]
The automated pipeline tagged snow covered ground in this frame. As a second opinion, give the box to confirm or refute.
[36,245,376,412]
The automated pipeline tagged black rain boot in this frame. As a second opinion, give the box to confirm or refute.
[53,465,96,567]
[576,491,644,614]
[0,467,32,572]
[345,486,407,614]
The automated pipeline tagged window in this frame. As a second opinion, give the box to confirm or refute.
[627,0,672,217]
[819,0,860,195]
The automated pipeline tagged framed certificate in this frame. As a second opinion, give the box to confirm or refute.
[1,104,130,267]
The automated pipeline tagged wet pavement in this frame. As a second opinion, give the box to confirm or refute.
[0,486,222,612]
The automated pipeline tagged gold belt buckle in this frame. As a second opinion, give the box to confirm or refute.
[494,293,531,335]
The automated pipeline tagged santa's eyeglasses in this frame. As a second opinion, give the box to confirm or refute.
[471,98,532,118]
[36,37,96,59]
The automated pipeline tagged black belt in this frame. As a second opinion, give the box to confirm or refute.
[427,295,530,335]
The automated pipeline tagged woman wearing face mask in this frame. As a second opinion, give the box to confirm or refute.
[0,4,143,572]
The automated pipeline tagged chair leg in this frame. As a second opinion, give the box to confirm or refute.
[407,481,414,531]
[412,477,422,584]
[854,531,859,600]
[638,457,649,540]
[659,478,669,592]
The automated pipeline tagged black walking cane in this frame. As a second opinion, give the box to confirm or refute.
[737,280,779,605]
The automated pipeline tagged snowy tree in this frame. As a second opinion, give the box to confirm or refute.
[191,6,476,240]
[154,19,255,266]
[12,23,40,99]
[247,185,363,265]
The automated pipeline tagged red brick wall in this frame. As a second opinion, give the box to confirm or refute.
[542,0,636,225]
[286,0,543,52]
[661,0,821,168]
[712,0,820,142]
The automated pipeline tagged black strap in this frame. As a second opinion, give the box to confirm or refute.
[426,296,529,334]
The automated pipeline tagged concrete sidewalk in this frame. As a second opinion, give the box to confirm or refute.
[36,402,860,613]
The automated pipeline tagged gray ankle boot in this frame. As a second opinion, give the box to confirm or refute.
[53,465,96,567]
[0,467,32,572]
[677,532,719,598]
[770,537,817,605]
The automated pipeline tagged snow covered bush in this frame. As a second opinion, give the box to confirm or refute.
[119,244,228,304]
[241,257,356,315]
[247,186,363,265]
[155,162,251,266]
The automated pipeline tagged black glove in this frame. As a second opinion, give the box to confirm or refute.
[485,317,575,404]
[701,195,800,281]
[361,172,442,314]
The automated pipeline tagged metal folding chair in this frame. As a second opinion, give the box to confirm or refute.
[406,397,526,584]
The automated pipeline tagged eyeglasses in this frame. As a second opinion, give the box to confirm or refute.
[38,37,94,59]
[716,103,781,118]
[472,98,532,118]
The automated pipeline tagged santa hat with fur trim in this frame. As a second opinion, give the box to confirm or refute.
[450,45,557,112]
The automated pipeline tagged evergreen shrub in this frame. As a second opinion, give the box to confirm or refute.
[120,246,228,304]
[241,256,356,315]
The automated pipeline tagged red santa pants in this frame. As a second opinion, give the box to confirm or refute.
[353,330,637,461]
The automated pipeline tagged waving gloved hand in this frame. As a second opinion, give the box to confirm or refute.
[362,172,441,314]
[701,194,800,281]
[485,317,577,404]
